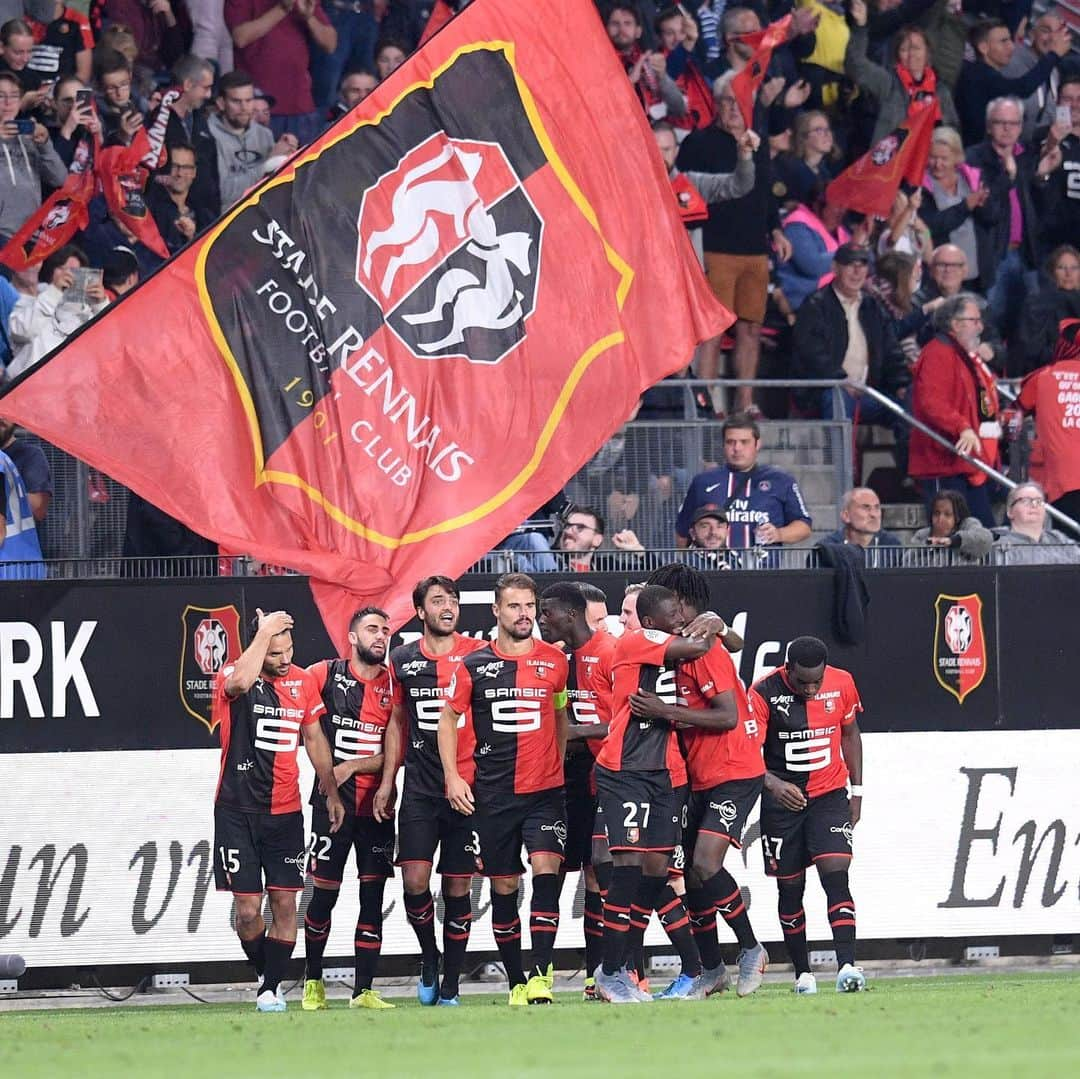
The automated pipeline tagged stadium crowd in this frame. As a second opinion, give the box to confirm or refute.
[2,0,1080,568]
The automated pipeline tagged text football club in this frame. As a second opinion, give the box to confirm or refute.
[195,43,628,534]
[933,593,987,705]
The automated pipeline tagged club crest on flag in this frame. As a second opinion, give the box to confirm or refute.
[932,593,987,704]
[180,605,242,730]
[870,129,907,166]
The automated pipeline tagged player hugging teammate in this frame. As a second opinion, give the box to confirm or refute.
[210,574,866,1010]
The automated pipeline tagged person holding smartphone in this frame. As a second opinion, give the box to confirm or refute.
[0,70,66,242]
[49,77,99,166]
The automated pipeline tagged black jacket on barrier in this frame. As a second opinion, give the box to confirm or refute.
[791,285,910,408]
[815,542,870,645]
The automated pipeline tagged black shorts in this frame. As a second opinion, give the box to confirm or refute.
[213,805,306,894]
[563,749,597,872]
[668,784,690,877]
[307,806,395,886]
[759,786,853,878]
[684,776,763,865]
[473,787,567,877]
[396,788,478,878]
[594,766,681,854]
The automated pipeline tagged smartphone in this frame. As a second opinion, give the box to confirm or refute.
[14,118,34,135]
[65,266,103,305]
[75,88,93,109]
[1057,105,1072,128]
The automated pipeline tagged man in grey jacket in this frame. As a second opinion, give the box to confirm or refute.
[207,70,296,211]
[0,71,66,242]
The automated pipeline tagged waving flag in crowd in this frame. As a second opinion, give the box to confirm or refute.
[0,0,731,641]
[730,14,791,128]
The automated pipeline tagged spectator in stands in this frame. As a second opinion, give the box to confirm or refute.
[908,489,994,564]
[0,414,51,521]
[50,76,99,166]
[844,1,958,146]
[122,491,218,564]
[555,504,643,572]
[773,109,841,208]
[710,5,817,86]
[207,69,294,211]
[821,487,902,564]
[682,506,739,570]
[0,440,44,578]
[864,0,965,87]
[956,17,1071,146]
[0,69,65,239]
[327,68,375,124]
[655,4,713,133]
[373,37,406,82]
[251,85,273,128]
[908,293,1001,528]
[675,411,812,551]
[1036,74,1080,256]
[104,0,191,79]
[921,126,993,285]
[868,249,931,365]
[777,187,868,311]
[1,18,50,109]
[993,481,1080,563]
[606,3,687,122]
[676,71,792,415]
[26,2,94,87]
[0,269,20,368]
[187,0,234,75]
[226,0,337,147]
[94,49,147,144]
[148,141,213,254]
[876,187,933,262]
[102,243,139,298]
[148,55,220,222]
[308,0,378,112]
[7,243,108,376]
[1018,319,1080,532]
[791,242,910,425]
[1012,245,1080,376]
[969,95,1067,342]
[1003,7,1074,141]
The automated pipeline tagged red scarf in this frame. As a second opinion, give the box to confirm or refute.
[895,63,941,123]
[670,172,709,224]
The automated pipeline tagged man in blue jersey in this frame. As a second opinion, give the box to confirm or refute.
[675,413,812,552]
[0,447,45,579]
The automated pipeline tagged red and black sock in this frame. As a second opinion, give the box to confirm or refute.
[656,884,702,977]
[626,874,667,980]
[708,869,757,951]
[528,873,560,978]
[491,888,526,988]
[821,869,857,969]
[583,888,605,976]
[777,874,810,976]
[440,891,472,1000]
[303,886,339,981]
[601,864,640,976]
[353,880,386,994]
[685,886,722,970]
[261,934,295,995]
[403,888,439,963]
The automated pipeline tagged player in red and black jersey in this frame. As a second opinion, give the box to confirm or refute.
[211,608,343,1013]
[383,575,486,1008]
[538,581,614,1000]
[593,585,719,1005]
[439,572,569,1007]
[300,607,396,1012]
[749,636,865,995]
[634,562,766,1000]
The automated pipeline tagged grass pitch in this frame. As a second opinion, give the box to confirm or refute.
[2,973,1078,1078]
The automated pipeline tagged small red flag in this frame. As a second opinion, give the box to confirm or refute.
[0,130,97,271]
[825,102,936,219]
[97,128,169,260]
[0,0,731,642]
[729,15,791,129]
[419,0,454,45]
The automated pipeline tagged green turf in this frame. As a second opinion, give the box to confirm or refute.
[2,973,1078,1078]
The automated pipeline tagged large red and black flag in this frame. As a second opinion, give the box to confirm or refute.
[0,0,731,640]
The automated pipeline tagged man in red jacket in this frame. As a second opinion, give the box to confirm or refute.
[909,292,1001,527]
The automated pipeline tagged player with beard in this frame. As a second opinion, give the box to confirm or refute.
[538,582,615,1000]
[635,563,767,999]
[382,575,486,1006]
[749,636,865,994]
[301,608,396,1011]
[439,573,570,1006]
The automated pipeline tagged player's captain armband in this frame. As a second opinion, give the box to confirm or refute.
[642,629,670,644]
[553,689,568,710]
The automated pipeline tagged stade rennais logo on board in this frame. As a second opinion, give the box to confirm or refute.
[932,593,987,705]
[179,605,242,731]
